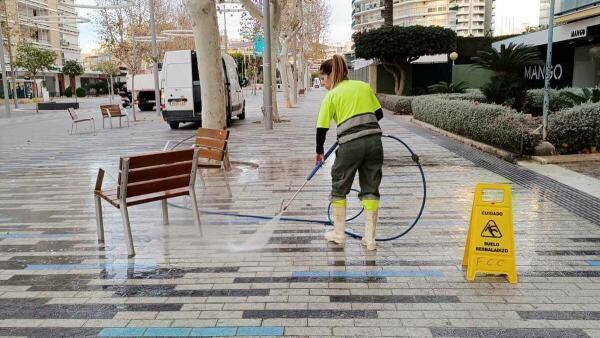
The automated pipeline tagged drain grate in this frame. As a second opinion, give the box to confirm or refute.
[404,121,600,226]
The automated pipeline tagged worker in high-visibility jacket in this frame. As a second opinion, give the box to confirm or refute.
[315,55,384,251]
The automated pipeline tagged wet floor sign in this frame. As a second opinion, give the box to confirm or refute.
[462,183,517,283]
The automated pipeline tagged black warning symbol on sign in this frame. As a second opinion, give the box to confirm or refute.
[481,220,502,238]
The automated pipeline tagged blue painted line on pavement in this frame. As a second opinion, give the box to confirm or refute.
[292,270,443,278]
[26,263,158,270]
[99,327,284,337]
[143,327,192,336]
[99,328,146,337]
[586,260,600,266]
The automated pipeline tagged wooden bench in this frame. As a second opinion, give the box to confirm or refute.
[68,108,95,134]
[94,147,201,257]
[100,104,129,128]
[195,128,232,196]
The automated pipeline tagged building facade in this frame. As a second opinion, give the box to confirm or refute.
[1,0,81,97]
[494,1,600,88]
[351,0,493,37]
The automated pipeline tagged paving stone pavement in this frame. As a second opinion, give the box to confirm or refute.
[1,89,600,337]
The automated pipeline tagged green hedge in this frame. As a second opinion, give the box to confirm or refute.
[522,88,583,116]
[76,87,86,98]
[548,102,600,154]
[412,96,541,154]
[377,94,413,114]
[377,90,487,115]
[64,87,73,98]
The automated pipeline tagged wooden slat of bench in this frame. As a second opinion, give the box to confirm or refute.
[124,174,190,198]
[196,137,227,150]
[199,148,225,162]
[126,161,193,184]
[125,148,194,169]
[95,187,190,207]
[197,128,229,140]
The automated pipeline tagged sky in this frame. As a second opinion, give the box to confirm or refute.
[77,0,539,53]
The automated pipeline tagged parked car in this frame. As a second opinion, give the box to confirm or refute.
[162,50,245,129]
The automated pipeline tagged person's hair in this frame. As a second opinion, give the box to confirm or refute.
[319,54,348,88]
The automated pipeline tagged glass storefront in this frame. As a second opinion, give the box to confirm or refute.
[573,43,600,87]
[556,0,600,15]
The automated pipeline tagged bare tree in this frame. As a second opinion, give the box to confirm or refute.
[186,0,227,129]
[239,0,283,122]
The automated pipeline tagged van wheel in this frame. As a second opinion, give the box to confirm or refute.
[238,101,246,120]
[169,122,179,129]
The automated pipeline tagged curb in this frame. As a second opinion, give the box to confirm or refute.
[530,153,600,165]
[409,118,518,163]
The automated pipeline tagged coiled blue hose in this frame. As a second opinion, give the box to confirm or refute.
[169,134,426,241]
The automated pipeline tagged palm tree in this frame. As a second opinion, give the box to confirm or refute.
[470,42,541,76]
[382,0,394,27]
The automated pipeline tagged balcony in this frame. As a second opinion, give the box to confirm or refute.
[18,0,50,10]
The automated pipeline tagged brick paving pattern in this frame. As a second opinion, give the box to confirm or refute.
[1,90,600,337]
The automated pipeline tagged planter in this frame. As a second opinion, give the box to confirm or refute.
[37,102,80,110]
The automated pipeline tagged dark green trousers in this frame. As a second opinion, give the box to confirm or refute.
[331,134,383,202]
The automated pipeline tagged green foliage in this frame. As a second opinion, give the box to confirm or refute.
[557,87,600,108]
[427,81,468,94]
[64,87,73,98]
[522,88,578,115]
[353,25,456,62]
[548,103,600,154]
[13,43,56,79]
[481,75,528,110]
[92,60,120,76]
[353,25,456,94]
[76,87,86,98]
[412,96,541,154]
[376,94,413,114]
[62,60,84,77]
[471,42,542,76]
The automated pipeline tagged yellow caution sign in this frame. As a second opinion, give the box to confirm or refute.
[462,183,517,283]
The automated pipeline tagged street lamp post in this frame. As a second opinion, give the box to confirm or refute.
[542,0,555,141]
[0,25,11,117]
[263,0,272,130]
[149,0,161,117]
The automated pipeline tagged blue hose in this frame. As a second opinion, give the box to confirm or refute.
[169,134,426,241]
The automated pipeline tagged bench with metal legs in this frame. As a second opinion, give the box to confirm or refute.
[94,147,201,257]
[68,108,95,134]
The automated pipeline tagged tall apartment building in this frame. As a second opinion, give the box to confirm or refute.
[1,0,81,96]
[539,0,550,27]
[455,0,494,36]
[351,0,493,37]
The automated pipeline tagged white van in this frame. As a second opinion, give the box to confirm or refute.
[162,50,245,129]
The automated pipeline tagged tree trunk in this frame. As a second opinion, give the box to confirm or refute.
[186,0,227,129]
[278,38,292,108]
[382,62,405,95]
[291,37,298,106]
[398,66,406,96]
[270,11,281,122]
[383,0,394,27]
[131,75,137,121]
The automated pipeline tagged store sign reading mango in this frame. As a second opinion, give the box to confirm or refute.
[462,183,517,283]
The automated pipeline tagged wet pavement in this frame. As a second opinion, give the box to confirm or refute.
[1,89,600,337]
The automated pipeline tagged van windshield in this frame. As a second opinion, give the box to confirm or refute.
[166,63,191,87]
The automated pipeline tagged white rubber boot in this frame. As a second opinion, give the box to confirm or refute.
[361,210,378,251]
[325,205,346,245]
